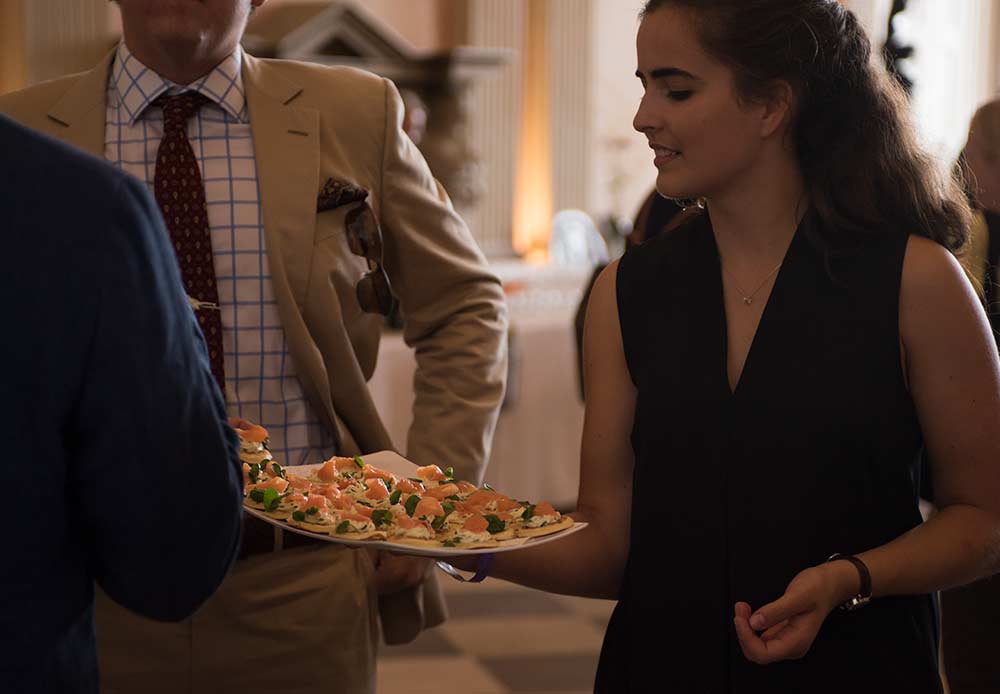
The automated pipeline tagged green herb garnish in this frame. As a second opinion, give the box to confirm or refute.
[483,483,495,492]
[404,494,420,517]
[371,509,393,528]
[353,455,365,469]
[336,520,351,534]
[271,462,285,478]
[384,477,393,492]
[521,504,536,521]
[262,487,280,512]
[446,494,461,501]
[484,514,506,534]
[389,489,402,505]
[292,510,306,522]
[356,500,373,508]
[444,466,454,479]
[306,506,318,516]
[442,539,458,547]
[432,501,456,532]
[249,488,265,503]
[409,477,423,484]
[248,463,261,484]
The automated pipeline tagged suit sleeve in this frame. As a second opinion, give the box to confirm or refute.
[72,174,243,622]
[377,77,508,485]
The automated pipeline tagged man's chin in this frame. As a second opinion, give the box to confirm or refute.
[147,23,211,57]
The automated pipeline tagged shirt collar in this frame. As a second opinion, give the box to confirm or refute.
[110,42,248,126]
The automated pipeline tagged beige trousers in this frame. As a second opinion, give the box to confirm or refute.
[95,544,378,694]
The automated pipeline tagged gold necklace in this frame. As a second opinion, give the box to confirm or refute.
[720,261,783,306]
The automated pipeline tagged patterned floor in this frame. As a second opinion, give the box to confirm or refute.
[377,574,616,694]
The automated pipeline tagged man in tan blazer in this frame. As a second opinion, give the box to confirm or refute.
[0,1,507,692]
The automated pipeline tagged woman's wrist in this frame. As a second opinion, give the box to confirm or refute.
[822,557,863,608]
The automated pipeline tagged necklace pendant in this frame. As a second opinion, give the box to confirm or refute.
[743,296,753,306]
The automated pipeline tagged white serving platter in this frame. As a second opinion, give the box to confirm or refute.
[244,450,586,558]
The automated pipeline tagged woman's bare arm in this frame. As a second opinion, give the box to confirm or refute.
[479,261,637,599]
[851,235,1000,599]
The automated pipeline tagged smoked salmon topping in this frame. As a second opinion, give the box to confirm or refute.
[495,498,522,513]
[534,502,558,517]
[361,465,394,482]
[425,483,459,500]
[365,479,390,501]
[248,477,288,494]
[395,479,425,494]
[316,459,339,482]
[331,456,363,472]
[312,484,341,501]
[229,418,269,443]
[462,514,489,533]
[415,465,447,482]
[352,504,374,519]
[287,475,312,491]
[454,500,483,515]
[310,496,329,511]
[414,497,445,519]
[465,489,500,507]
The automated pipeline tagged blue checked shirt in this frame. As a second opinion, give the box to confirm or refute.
[104,42,337,466]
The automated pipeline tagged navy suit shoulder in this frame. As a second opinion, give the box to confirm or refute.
[0,115,243,694]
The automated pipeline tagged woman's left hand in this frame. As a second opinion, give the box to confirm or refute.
[733,562,855,664]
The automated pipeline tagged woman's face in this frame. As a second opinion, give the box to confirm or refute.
[633,6,775,200]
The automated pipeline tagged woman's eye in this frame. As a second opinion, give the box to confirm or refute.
[666,90,693,101]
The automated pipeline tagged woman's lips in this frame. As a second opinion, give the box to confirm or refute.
[653,146,681,167]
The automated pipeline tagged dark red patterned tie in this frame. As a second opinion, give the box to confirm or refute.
[153,92,226,392]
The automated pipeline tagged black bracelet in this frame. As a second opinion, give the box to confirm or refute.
[827,553,872,611]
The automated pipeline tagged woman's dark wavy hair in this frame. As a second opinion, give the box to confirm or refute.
[641,0,971,257]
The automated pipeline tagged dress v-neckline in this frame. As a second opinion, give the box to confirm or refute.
[705,216,803,398]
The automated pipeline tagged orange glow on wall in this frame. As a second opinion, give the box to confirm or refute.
[513,0,553,259]
[0,0,25,95]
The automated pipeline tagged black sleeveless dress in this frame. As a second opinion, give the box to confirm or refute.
[595,211,941,693]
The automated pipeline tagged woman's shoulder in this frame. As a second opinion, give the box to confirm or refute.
[896,235,977,319]
[901,234,966,286]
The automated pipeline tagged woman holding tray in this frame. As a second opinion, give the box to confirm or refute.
[457,2,1000,691]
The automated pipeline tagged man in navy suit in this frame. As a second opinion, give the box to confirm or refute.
[0,114,244,693]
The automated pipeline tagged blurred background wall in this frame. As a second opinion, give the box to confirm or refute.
[2,0,1000,258]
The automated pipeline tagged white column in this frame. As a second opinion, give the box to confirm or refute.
[548,0,593,214]
[467,0,525,257]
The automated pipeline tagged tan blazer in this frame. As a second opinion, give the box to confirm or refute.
[0,50,508,644]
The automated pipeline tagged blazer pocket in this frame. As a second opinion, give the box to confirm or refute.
[311,228,371,323]
[314,205,353,243]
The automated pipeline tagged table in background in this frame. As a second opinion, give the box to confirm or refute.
[367,263,591,509]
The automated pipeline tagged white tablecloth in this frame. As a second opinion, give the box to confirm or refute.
[367,265,590,509]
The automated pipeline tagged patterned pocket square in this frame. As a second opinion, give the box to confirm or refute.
[317,178,369,212]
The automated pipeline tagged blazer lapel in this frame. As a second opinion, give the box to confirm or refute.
[242,53,319,308]
[241,54,347,449]
[46,49,115,157]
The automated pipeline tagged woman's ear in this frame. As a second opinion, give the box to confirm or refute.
[759,80,795,138]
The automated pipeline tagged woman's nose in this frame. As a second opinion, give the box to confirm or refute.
[633,92,656,135]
